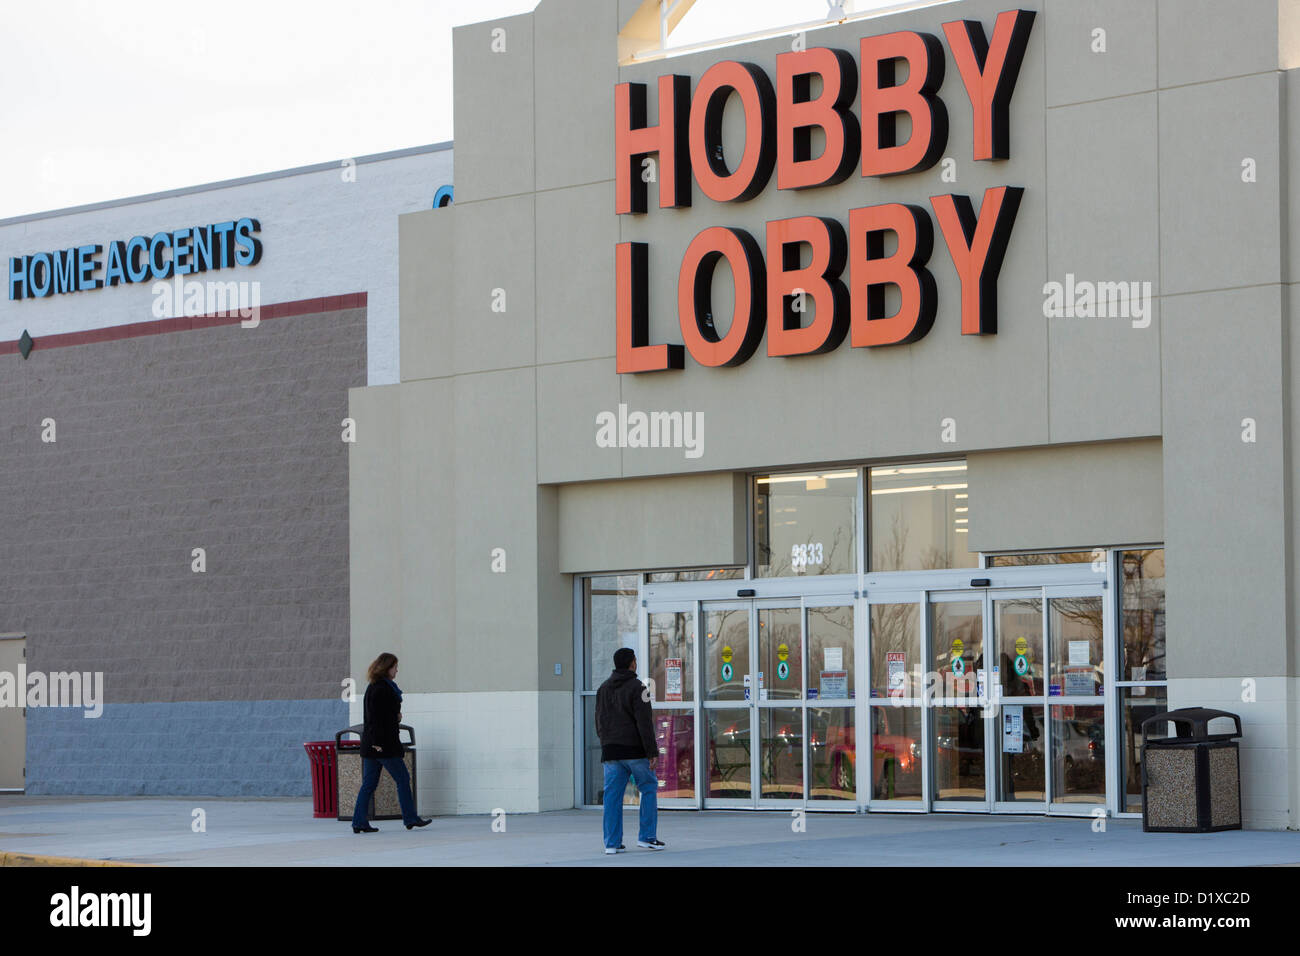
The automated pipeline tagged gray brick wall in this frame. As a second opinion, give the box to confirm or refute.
[0,307,364,705]
[25,699,351,796]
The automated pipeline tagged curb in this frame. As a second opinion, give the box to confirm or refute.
[0,851,150,867]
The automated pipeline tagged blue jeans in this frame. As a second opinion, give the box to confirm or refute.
[351,756,419,827]
[602,758,658,847]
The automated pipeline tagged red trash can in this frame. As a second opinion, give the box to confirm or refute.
[304,741,338,818]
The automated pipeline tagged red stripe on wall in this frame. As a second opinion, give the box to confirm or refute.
[0,292,368,356]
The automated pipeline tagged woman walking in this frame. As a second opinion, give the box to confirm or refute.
[351,652,431,833]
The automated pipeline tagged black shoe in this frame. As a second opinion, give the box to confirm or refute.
[637,838,667,850]
[353,825,379,834]
[405,818,432,830]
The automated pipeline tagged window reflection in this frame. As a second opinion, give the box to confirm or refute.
[1121,549,1165,682]
[585,575,638,691]
[754,471,858,577]
[870,462,977,571]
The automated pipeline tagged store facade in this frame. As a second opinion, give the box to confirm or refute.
[353,0,1300,827]
[0,144,452,795]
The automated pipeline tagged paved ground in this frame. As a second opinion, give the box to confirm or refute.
[1,795,1297,866]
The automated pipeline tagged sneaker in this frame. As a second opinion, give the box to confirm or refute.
[637,839,667,850]
[604,844,626,855]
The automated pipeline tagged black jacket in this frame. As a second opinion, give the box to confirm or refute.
[359,680,404,758]
[594,669,656,762]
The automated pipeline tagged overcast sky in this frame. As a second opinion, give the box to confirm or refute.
[0,0,912,219]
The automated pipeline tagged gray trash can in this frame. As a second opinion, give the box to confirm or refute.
[335,723,418,822]
[1141,707,1242,833]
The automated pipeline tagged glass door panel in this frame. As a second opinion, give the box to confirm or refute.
[930,599,986,805]
[706,708,752,799]
[756,604,804,805]
[807,604,855,803]
[934,706,985,801]
[758,607,801,701]
[1049,596,1104,700]
[1047,592,1107,812]
[1051,705,1105,805]
[809,706,855,801]
[647,610,694,703]
[759,707,804,799]
[993,594,1046,808]
[870,602,920,699]
[870,705,923,801]
[704,606,748,702]
[807,605,854,701]
[997,703,1046,802]
[996,596,1043,697]
[654,711,696,799]
[868,600,924,808]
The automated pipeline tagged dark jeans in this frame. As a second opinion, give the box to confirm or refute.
[351,756,419,827]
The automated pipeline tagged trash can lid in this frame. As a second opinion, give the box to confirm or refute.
[1141,707,1241,743]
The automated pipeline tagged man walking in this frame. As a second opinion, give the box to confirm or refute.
[594,648,666,854]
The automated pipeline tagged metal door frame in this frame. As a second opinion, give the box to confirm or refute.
[928,591,994,812]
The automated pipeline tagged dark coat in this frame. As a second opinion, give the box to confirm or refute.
[594,668,656,761]
[359,680,404,759]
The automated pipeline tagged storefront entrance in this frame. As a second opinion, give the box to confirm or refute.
[639,568,1113,815]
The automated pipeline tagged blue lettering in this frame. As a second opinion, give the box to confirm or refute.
[233,217,262,266]
[125,236,150,283]
[52,249,77,294]
[212,221,235,269]
[29,253,52,297]
[172,229,192,276]
[8,256,26,300]
[192,225,213,273]
[77,244,102,290]
[148,232,172,280]
[105,241,127,286]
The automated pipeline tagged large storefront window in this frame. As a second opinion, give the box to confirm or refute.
[754,471,858,577]
[869,461,977,571]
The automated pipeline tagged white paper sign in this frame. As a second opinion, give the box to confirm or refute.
[1064,668,1093,696]
[824,647,843,671]
[1003,705,1024,754]
[819,671,848,699]
[1068,641,1090,666]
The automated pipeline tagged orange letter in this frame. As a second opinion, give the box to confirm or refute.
[848,203,937,347]
[776,48,860,190]
[617,242,684,373]
[678,227,766,366]
[689,61,776,203]
[942,10,1036,161]
[930,186,1024,335]
[860,32,948,177]
[766,216,849,357]
[616,75,692,214]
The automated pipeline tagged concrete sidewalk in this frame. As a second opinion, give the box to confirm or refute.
[1,796,1297,866]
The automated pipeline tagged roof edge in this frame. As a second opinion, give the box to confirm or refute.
[0,140,454,228]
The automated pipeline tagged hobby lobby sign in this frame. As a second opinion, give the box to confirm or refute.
[615,8,1035,373]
